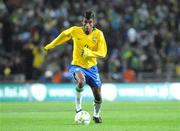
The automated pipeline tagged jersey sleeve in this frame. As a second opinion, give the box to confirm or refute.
[85,31,107,58]
[44,27,73,50]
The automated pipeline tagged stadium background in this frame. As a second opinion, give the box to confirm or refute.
[0,0,179,83]
[0,0,180,130]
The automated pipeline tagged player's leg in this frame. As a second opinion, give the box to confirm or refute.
[74,72,86,113]
[91,86,102,123]
[85,65,102,123]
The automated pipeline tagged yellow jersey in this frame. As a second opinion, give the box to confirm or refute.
[44,26,107,68]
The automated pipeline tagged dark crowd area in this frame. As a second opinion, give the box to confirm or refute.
[0,0,179,83]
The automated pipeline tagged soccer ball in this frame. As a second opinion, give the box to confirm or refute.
[74,111,91,125]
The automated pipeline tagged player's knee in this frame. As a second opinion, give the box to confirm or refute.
[78,79,85,88]
[75,72,85,88]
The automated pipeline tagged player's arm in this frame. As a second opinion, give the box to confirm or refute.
[44,27,73,51]
[83,31,107,58]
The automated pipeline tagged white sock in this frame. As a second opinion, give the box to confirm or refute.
[75,87,83,112]
[93,102,101,117]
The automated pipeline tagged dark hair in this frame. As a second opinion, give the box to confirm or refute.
[84,11,95,20]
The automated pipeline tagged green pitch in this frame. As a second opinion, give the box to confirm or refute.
[0,101,180,131]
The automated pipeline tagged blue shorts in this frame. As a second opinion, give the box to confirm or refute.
[68,65,102,87]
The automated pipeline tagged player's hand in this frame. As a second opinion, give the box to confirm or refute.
[81,47,90,59]
[43,47,49,55]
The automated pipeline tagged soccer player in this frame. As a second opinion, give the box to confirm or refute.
[44,11,107,123]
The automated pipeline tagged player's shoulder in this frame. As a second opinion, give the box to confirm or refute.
[94,27,102,32]
[94,28,104,35]
[70,26,82,31]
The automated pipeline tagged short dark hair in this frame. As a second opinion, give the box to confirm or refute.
[84,11,95,20]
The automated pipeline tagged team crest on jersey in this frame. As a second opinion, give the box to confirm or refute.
[92,37,97,43]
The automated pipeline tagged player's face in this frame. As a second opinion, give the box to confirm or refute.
[82,18,95,35]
